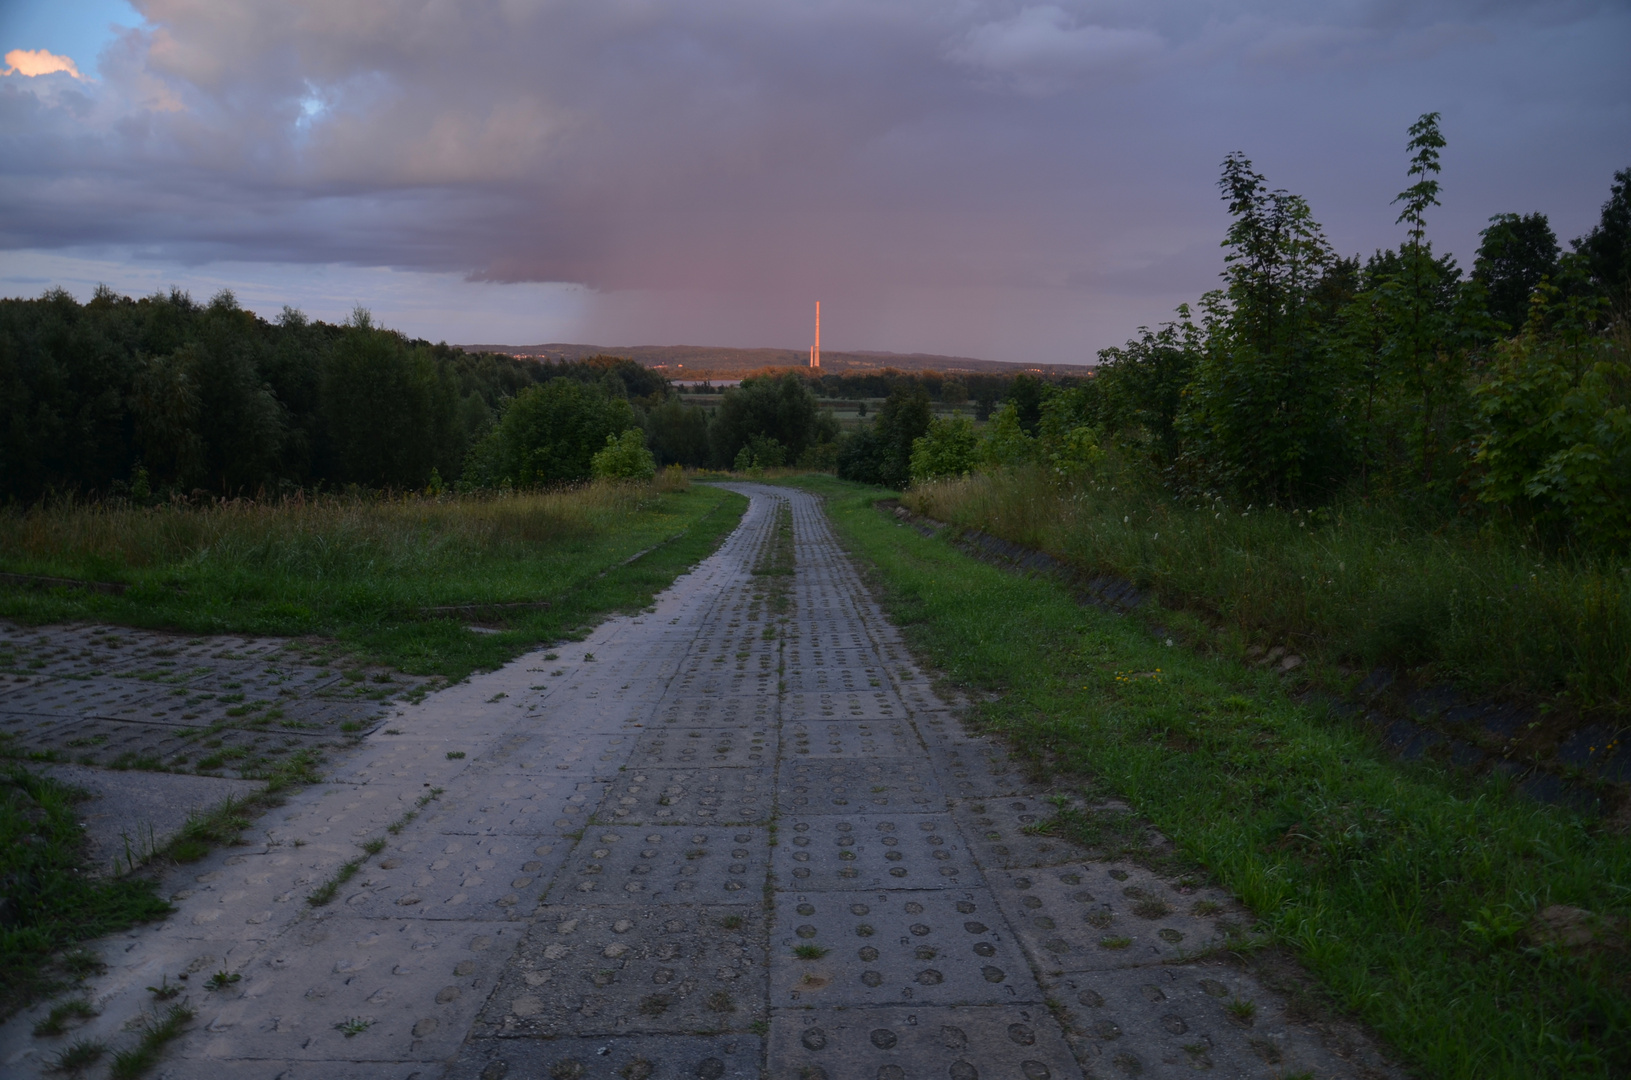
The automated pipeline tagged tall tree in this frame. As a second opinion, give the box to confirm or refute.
[1376,112,1477,488]
[709,372,836,467]
[1474,212,1560,332]
[1180,153,1341,501]
[1572,166,1631,306]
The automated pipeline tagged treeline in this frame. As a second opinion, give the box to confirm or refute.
[0,288,671,501]
[907,115,1631,552]
[0,287,866,499]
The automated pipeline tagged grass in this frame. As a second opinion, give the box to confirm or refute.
[32,997,96,1036]
[781,474,1631,1080]
[311,791,441,905]
[904,464,1631,716]
[1,769,172,1020]
[108,1003,193,1079]
[47,1037,107,1073]
[0,479,747,682]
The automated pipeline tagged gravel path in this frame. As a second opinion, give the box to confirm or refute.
[2,485,1398,1079]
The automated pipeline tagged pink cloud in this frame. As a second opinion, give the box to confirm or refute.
[3,48,83,79]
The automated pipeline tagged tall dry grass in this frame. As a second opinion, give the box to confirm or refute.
[905,466,1631,710]
[1,485,648,579]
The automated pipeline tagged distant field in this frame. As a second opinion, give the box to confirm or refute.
[460,341,1091,379]
[675,389,978,431]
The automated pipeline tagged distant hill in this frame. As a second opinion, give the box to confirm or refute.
[459,342,1089,379]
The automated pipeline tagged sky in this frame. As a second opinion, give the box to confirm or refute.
[2,1,1628,364]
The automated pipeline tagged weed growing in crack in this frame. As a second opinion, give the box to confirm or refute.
[33,998,96,1036]
[333,1017,373,1037]
[144,976,181,1001]
[47,1038,106,1074]
[109,1003,193,1079]
[792,943,830,960]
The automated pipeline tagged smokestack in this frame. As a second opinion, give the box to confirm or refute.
[811,301,820,369]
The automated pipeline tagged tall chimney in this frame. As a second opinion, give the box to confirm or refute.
[811,301,820,369]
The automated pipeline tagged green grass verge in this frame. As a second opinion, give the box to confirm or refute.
[1,768,173,1019]
[0,482,747,681]
[780,473,1631,1080]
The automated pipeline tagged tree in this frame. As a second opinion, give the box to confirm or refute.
[321,311,458,489]
[1573,167,1631,306]
[710,372,836,467]
[1094,309,1202,465]
[1007,374,1046,435]
[645,397,711,466]
[189,292,287,492]
[1179,153,1342,501]
[1474,212,1560,332]
[1369,112,1486,490]
[835,426,883,484]
[871,383,933,488]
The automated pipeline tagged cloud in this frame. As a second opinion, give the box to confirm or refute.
[951,6,1164,94]
[0,1,1626,362]
[3,47,83,78]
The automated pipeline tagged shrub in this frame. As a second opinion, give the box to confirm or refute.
[464,379,635,487]
[733,433,786,471]
[909,415,978,482]
[978,403,1035,468]
[591,429,657,481]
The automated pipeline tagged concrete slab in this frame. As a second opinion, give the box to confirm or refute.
[37,762,264,873]
[0,484,1404,1080]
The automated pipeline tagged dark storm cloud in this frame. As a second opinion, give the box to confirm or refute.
[2,0,1628,360]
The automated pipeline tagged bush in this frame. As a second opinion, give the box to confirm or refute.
[796,440,840,471]
[836,427,882,485]
[464,379,635,487]
[591,429,657,481]
[732,433,786,472]
[909,415,978,482]
[978,403,1035,468]
[1473,290,1631,550]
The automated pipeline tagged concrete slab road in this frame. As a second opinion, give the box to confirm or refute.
[2,484,1400,1080]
